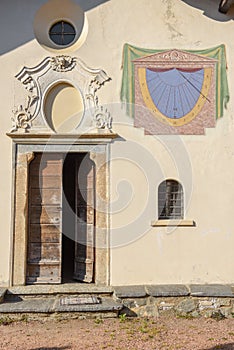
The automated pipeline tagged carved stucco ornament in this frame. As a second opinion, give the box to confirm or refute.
[11,56,112,134]
[11,97,34,132]
[51,55,76,72]
[87,74,112,130]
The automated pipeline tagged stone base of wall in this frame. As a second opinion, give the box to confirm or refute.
[117,296,234,319]
[113,285,234,319]
[1,284,233,319]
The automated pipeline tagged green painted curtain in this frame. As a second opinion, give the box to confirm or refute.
[121,43,229,119]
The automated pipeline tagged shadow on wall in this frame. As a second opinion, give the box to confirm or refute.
[0,0,110,56]
[180,0,234,21]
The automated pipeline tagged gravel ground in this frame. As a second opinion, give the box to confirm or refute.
[0,315,233,350]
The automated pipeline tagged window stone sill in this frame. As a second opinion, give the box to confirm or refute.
[151,219,196,227]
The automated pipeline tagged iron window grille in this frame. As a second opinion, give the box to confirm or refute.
[158,180,184,219]
[49,21,76,46]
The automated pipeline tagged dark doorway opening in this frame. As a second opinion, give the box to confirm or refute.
[62,153,95,283]
[62,153,77,282]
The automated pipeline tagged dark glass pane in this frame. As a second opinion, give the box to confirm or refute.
[50,22,62,33]
[63,34,75,45]
[63,22,76,33]
[50,34,62,45]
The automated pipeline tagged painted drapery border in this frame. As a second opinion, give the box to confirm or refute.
[120,44,229,119]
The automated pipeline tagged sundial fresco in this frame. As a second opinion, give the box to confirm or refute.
[143,67,211,125]
[133,49,217,135]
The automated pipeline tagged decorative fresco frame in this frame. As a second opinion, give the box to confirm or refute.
[121,44,229,135]
[134,49,216,135]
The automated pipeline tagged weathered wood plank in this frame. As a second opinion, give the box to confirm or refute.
[74,156,95,283]
[30,161,63,176]
[31,153,64,162]
[27,264,60,283]
[76,206,94,224]
[74,258,93,283]
[77,173,94,189]
[30,188,61,205]
[29,224,60,243]
[30,176,61,189]
[30,206,61,224]
[75,223,94,245]
[27,153,63,284]
[28,243,61,262]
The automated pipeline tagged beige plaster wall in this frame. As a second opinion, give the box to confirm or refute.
[0,0,234,285]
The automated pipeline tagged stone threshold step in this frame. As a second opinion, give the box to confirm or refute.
[0,297,122,314]
[6,284,113,297]
[113,284,234,298]
[3,284,234,301]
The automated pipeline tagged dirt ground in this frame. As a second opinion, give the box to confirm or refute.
[0,315,233,350]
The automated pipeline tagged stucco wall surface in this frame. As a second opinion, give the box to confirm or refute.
[0,0,234,285]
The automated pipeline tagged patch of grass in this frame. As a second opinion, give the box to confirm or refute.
[94,318,103,325]
[110,332,115,340]
[119,313,127,322]
[151,320,157,324]
[20,314,28,323]
[0,316,14,326]
[137,319,161,339]
[140,326,149,333]
[211,311,226,321]
[176,313,194,319]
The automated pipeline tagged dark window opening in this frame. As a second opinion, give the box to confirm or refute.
[158,180,183,220]
[49,21,76,46]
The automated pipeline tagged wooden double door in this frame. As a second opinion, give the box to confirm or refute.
[26,152,95,284]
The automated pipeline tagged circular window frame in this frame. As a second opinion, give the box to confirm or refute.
[33,0,88,53]
[49,20,76,47]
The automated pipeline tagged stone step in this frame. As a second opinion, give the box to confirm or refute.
[5,284,113,301]
[0,296,122,317]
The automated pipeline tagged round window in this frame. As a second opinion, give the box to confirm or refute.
[49,21,76,46]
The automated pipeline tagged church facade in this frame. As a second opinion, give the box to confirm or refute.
[0,0,234,287]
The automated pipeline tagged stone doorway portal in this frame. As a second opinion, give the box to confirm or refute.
[8,55,116,287]
[9,137,115,287]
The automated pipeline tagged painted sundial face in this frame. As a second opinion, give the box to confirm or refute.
[139,66,212,126]
[146,68,204,119]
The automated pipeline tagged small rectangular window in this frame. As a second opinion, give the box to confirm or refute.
[158,180,183,220]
